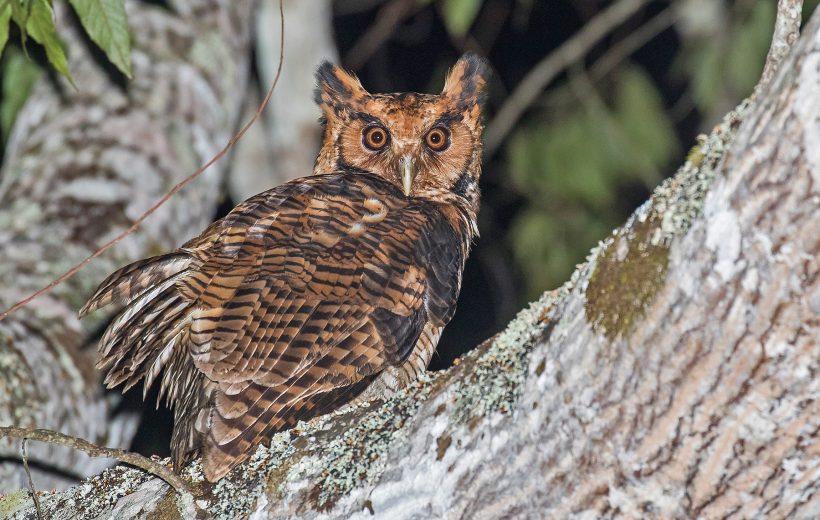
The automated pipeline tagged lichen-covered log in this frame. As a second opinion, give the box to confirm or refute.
[3,4,819,519]
[0,0,252,491]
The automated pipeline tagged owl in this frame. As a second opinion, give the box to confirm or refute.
[80,53,489,481]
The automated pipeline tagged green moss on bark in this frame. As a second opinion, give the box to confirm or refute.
[585,98,751,339]
[585,212,670,340]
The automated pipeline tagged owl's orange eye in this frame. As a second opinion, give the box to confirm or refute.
[425,127,450,152]
[363,126,389,151]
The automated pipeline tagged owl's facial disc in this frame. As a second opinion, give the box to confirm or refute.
[314,53,490,200]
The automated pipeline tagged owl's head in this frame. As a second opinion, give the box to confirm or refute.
[313,53,490,205]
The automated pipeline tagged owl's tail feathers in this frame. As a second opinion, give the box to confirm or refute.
[79,252,193,317]
[81,252,196,395]
[200,375,380,481]
[169,353,211,472]
[82,251,211,471]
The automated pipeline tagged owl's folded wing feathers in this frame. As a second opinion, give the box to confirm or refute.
[83,172,465,480]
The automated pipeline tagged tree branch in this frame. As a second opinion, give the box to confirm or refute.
[343,0,419,70]
[757,0,803,95]
[228,0,334,202]
[20,440,43,520]
[0,427,195,495]
[540,5,679,112]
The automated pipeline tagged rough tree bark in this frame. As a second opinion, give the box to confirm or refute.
[2,3,819,519]
[0,0,252,491]
[228,0,337,202]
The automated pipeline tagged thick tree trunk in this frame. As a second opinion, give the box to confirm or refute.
[227,0,337,202]
[3,3,818,519]
[0,0,252,491]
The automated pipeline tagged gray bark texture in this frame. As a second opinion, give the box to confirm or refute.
[0,0,252,491]
[228,0,336,202]
[2,3,819,520]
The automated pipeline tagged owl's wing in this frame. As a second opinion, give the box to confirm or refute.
[189,175,464,479]
[85,173,465,481]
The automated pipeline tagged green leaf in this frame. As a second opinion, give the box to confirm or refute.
[509,208,561,295]
[510,206,612,297]
[688,43,721,113]
[68,0,131,77]
[8,0,31,48]
[612,65,678,183]
[25,0,74,86]
[0,3,11,59]
[8,0,30,28]
[441,0,482,37]
[727,1,773,97]
[508,110,615,207]
[543,114,613,205]
[804,0,820,23]
[1,45,41,141]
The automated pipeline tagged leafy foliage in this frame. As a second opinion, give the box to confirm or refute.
[67,0,131,77]
[25,0,73,85]
[440,0,482,37]
[613,67,680,182]
[0,0,131,142]
[0,45,39,141]
[507,65,677,297]
[680,1,775,117]
[0,5,10,55]
[499,0,788,300]
[0,0,131,85]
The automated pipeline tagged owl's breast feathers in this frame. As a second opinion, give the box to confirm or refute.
[81,171,476,481]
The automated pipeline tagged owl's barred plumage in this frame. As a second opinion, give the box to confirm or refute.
[81,53,489,481]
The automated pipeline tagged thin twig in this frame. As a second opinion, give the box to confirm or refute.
[756,0,803,95]
[539,5,679,112]
[483,0,652,156]
[21,439,44,520]
[587,5,678,84]
[0,0,287,323]
[2,426,196,495]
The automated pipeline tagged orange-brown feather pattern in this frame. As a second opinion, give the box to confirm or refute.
[82,53,489,481]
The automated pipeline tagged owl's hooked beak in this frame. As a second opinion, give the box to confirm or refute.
[400,156,416,197]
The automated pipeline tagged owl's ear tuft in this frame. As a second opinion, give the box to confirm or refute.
[314,61,368,114]
[441,52,491,111]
